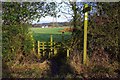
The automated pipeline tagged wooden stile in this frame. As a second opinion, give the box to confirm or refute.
[35,34,70,59]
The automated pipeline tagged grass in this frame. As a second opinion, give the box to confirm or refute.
[30,27,72,42]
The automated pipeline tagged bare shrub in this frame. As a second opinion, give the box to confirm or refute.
[68,47,119,78]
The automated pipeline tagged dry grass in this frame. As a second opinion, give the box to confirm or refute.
[69,52,83,74]
[3,60,51,78]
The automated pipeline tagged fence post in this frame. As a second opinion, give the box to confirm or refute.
[49,35,53,58]
[33,41,35,54]
[42,42,45,56]
[38,41,41,58]
[54,42,57,56]
[67,48,70,58]
[62,32,64,41]
[31,34,35,54]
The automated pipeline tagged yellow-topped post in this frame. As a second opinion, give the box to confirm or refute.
[83,4,88,65]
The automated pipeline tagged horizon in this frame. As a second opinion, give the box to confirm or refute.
[32,20,70,24]
[32,15,72,24]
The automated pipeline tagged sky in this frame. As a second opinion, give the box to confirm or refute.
[33,15,72,24]
[32,1,96,24]
[32,1,73,24]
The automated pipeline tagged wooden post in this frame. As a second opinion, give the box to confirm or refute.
[33,41,35,53]
[54,42,57,56]
[62,32,64,41]
[83,4,88,65]
[42,42,45,56]
[38,41,41,58]
[49,35,53,58]
[67,49,70,58]
[31,34,35,54]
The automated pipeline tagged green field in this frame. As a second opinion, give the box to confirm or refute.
[30,27,72,42]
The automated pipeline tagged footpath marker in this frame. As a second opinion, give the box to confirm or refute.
[83,4,92,65]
